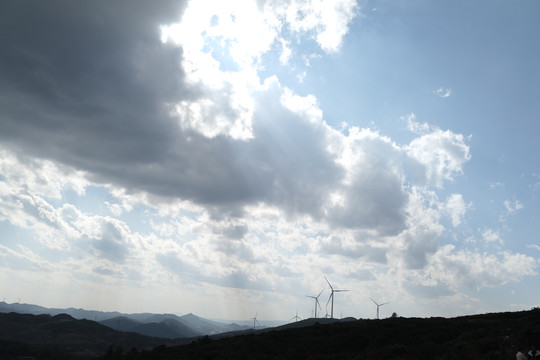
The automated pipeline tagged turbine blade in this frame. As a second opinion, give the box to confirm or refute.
[326,293,333,307]
[324,276,333,290]
[370,298,378,305]
[317,289,324,298]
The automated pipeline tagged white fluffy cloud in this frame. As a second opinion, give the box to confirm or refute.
[406,127,471,187]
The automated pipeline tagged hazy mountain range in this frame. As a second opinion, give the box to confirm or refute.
[0,301,250,339]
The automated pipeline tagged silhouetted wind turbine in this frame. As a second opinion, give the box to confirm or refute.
[291,308,302,322]
[323,311,330,318]
[370,298,389,319]
[306,289,324,318]
[324,276,349,319]
[252,313,259,328]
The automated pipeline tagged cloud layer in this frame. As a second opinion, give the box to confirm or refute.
[0,0,537,319]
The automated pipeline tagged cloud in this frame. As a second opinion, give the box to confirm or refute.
[499,200,524,223]
[0,0,195,187]
[406,126,471,187]
[504,199,524,214]
[91,221,132,263]
[405,113,430,135]
[281,0,359,53]
[482,228,503,244]
[434,87,452,98]
[489,182,504,190]
[528,244,540,252]
[0,244,53,273]
[0,0,361,220]
[408,245,538,293]
[444,194,468,227]
[155,251,197,277]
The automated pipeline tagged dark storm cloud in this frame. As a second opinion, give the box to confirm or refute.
[0,0,410,236]
[0,0,189,164]
[0,0,268,205]
[0,0,341,213]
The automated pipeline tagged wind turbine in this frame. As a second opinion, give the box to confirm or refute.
[252,313,259,328]
[323,311,331,318]
[324,276,349,319]
[306,289,324,318]
[370,298,389,319]
[291,308,302,322]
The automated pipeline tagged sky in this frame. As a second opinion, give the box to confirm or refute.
[1,0,540,322]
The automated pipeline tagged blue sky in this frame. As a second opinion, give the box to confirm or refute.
[0,0,539,322]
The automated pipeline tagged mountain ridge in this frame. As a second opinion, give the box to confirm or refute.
[0,301,250,339]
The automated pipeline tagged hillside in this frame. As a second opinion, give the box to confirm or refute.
[101,309,540,360]
[0,312,182,359]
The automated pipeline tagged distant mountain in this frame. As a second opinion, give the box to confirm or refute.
[99,316,142,332]
[0,301,122,321]
[99,316,201,339]
[179,313,248,335]
[0,301,250,339]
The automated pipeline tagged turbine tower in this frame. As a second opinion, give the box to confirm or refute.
[370,298,389,319]
[324,276,349,319]
[306,289,324,318]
